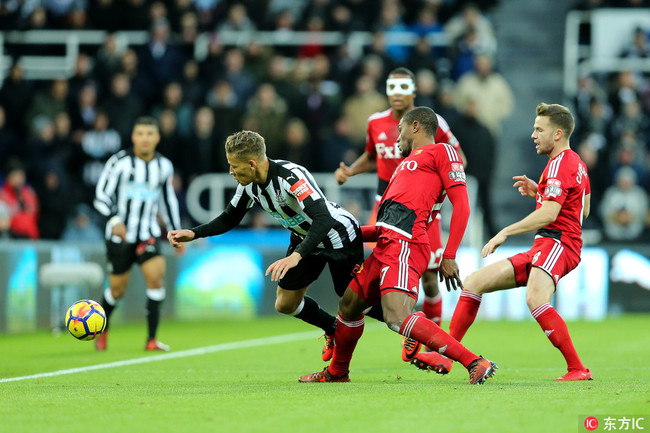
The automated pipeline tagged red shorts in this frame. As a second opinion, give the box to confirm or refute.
[426,214,443,270]
[373,196,442,271]
[508,236,581,287]
[349,237,430,305]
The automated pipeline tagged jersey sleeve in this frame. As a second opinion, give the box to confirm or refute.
[435,114,460,150]
[192,186,251,238]
[94,153,121,219]
[229,184,255,210]
[433,145,466,190]
[364,120,376,155]
[285,169,325,210]
[158,158,182,231]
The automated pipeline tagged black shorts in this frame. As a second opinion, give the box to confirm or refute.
[279,234,364,296]
[105,237,161,275]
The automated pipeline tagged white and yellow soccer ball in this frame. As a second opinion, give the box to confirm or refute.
[65,300,106,341]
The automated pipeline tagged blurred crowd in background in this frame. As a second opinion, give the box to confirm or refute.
[0,0,649,244]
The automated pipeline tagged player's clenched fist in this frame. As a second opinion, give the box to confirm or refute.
[334,162,352,185]
[167,229,195,248]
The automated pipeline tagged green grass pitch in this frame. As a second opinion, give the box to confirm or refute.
[1,315,648,433]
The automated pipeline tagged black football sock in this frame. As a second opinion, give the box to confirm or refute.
[100,288,117,330]
[293,296,337,335]
[146,288,165,340]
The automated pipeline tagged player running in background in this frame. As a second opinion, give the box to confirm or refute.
[94,117,185,352]
[334,67,467,365]
[299,107,497,384]
[427,103,593,381]
[168,130,383,360]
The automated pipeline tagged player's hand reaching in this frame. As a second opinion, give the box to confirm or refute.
[266,251,302,282]
[512,174,537,198]
[334,162,352,185]
[167,229,195,248]
[439,258,463,291]
[481,231,508,257]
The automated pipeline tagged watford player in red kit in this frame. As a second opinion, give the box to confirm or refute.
[300,107,497,384]
[429,103,592,381]
[334,67,466,365]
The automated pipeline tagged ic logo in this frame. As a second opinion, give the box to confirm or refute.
[584,417,598,431]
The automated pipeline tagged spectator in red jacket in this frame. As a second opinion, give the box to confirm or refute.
[0,159,39,239]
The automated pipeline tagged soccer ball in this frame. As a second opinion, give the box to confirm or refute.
[65,300,106,341]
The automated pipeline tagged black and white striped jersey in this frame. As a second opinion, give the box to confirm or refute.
[94,149,181,243]
[192,159,360,256]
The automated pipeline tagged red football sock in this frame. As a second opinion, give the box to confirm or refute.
[532,303,586,371]
[449,290,482,342]
[400,312,477,367]
[422,293,443,325]
[329,315,365,377]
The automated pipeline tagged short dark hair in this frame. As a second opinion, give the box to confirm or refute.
[225,130,266,160]
[388,67,416,82]
[402,106,439,137]
[536,103,574,139]
[133,116,159,131]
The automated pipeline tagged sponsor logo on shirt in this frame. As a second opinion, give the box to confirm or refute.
[544,178,562,198]
[269,211,306,228]
[448,163,466,182]
[375,142,401,158]
[290,179,314,202]
[125,182,160,200]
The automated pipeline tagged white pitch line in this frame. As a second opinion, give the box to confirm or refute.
[0,329,325,384]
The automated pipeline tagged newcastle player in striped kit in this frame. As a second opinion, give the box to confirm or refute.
[168,130,381,361]
[94,117,184,352]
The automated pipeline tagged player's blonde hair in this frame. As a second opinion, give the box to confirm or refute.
[225,130,266,160]
[536,103,575,139]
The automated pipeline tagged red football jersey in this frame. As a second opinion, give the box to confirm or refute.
[376,143,466,244]
[535,149,590,256]
[365,108,460,195]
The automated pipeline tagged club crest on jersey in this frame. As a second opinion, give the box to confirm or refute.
[544,178,562,198]
[290,179,314,202]
[274,189,286,204]
[448,163,466,183]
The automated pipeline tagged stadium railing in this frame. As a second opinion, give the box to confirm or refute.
[0,29,449,84]
[564,8,650,100]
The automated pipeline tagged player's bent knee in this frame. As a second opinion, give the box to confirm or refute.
[275,299,297,315]
[145,276,165,289]
[525,291,549,311]
[381,310,407,333]
[463,272,488,294]
[110,287,127,299]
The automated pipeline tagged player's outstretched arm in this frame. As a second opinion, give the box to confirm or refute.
[360,224,379,242]
[512,175,537,198]
[481,200,562,257]
[167,229,195,247]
